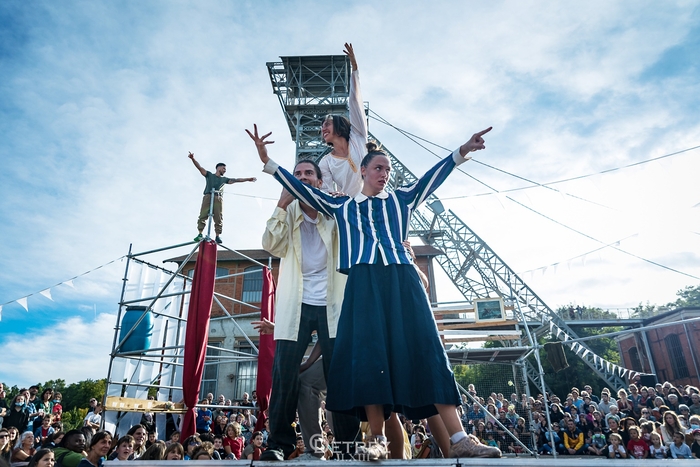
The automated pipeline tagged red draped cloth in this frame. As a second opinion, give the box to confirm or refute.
[255,267,275,431]
[180,241,217,440]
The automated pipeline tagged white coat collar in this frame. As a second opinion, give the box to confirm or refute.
[354,190,389,202]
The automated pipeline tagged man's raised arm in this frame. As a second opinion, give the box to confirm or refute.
[227,177,257,184]
[188,152,207,176]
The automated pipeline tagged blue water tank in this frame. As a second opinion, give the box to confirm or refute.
[118,306,153,354]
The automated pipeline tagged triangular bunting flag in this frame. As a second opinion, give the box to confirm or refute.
[40,289,53,301]
[582,349,589,358]
[0,305,3,321]
[17,297,28,311]
[65,280,75,288]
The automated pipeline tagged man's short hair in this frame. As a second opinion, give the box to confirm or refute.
[294,159,322,180]
[216,163,226,169]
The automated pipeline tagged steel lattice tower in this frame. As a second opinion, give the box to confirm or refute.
[266,55,631,390]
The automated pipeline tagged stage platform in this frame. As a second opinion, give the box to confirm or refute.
[120,457,698,466]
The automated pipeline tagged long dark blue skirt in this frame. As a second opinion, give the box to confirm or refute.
[326,263,461,421]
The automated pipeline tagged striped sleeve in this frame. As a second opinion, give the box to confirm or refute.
[395,149,467,209]
[263,159,347,217]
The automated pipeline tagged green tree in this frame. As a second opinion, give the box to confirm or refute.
[59,379,107,411]
[667,284,700,308]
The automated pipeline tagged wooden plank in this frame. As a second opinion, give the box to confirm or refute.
[104,396,186,413]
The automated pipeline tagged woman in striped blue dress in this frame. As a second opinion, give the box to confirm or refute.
[246,124,499,459]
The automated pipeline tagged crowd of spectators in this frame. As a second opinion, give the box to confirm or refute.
[451,379,700,459]
[3,378,700,464]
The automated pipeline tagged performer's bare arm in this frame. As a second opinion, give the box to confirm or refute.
[299,341,322,373]
[188,152,207,176]
[227,177,257,184]
[344,42,358,71]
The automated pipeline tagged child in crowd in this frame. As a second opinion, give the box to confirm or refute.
[691,429,700,459]
[166,431,180,447]
[486,433,499,449]
[669,431,692,459]
[34,415,54,447]
[587,426,606,456]
[625,425,649,459]
[639,421,653,445]
[649,432,667,459]
[213,435,226,459]
[113,435,134,461]
[243,431,265,460]
[607,433,627,458]
[287,436,305,460]
[412,432,425,458]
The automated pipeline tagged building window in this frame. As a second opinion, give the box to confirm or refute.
[187,268,228,278]
[216,267,229,278]
[242,266,263,303]
[233,341,258,400]
[664,334,690,380]
[628,347,642,371]
[201,341,222,397]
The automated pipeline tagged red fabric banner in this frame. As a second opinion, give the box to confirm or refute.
[254,267,276,431]
[180,241,217,440]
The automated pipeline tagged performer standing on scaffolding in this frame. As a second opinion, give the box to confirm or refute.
[246,123,501,460]
[188,152,256,244]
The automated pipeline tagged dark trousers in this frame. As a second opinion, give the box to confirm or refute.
[267,303,359,457]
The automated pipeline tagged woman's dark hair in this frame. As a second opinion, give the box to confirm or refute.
[42,431,64,448]
[58,430,84,450]
[87,431,112,450]
[40,389,53,400]
[361,142,388,169]
[322,115,351,145]
[140,440,166,460]
[27,448,54,467]
[294,159,323,181]
[126,424,146,441]
[80,426,93,447]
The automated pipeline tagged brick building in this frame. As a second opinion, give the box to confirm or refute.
[617,307,700,387]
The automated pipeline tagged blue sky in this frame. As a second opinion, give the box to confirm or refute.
[1,0,699,388]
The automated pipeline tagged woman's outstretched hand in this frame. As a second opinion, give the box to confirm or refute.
[245,124,274,165]
[459,127,492,158]
[344,42,358,71]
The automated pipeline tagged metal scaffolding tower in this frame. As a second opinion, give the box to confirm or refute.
[266,54,632,391]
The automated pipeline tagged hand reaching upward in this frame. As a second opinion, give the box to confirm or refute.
[245,124,274,165]
[344,42,358,71]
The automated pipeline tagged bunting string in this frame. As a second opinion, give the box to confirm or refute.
[0,256,125,321]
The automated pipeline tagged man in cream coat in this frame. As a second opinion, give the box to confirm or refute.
[259,159,356,461]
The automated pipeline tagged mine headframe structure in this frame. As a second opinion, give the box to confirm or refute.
[266,54,627,391]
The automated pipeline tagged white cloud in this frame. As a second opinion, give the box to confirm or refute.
[0,313,115,387]
[1,0,699,340]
